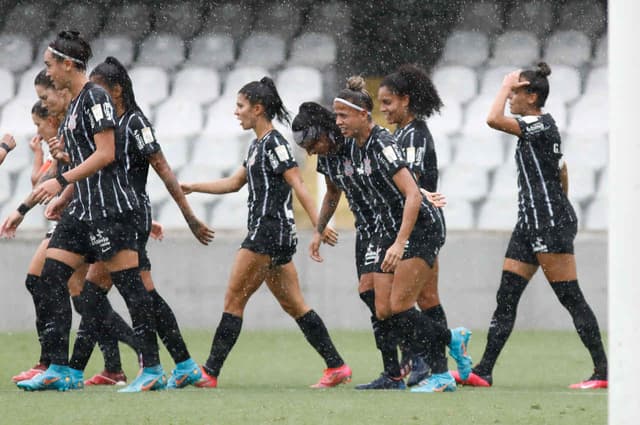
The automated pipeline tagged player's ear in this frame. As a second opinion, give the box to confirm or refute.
[253,102,265,117]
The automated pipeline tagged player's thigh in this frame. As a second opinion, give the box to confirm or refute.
[390,257,431,314]
[373,272,393,320]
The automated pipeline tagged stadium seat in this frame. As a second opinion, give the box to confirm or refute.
[209,186,249,230]
[152,1,203,39]
[440,199,474,230]
[236,32,286,70]
[146,170,170,206]
[0,134,30,174]
[56,2,104,40]
[431,65,477,104]
[90,35,135,68]
[563,134,608,172]
[15,66,41,100]
[557,0,606,39]
[479,66,517,95]
[128,66,169,106]
[202,98,244,140]
[157,197,209,229]
[585,197,607,231]
[201,3,253,41]
[276,66,323,112]
[584,66,608,97]
[0,34,33,72]
[184,33,234,70]
[102,3,152,41]
[220,67,270,100]
[0,69,14,105]
[440,164,489,202]
[171,67,221,105]
[568,166,596,202]
[160,141,189,171]
[0,98,36,140]
[488,162,518,200]
[454,137,505,171]
[428,102,463,137]
[543,31,592,67]
[459,95,506,147]
[155,98,203,141]
[254,2,302,40]
[566,94,608,138]
[440,31,490,68]
[490,31,540,67]
[136,33,185,70]
[190,136,241,176]
[178,164,225,204]
[431,131,452,170]
[477,197,518,230]
[592,34,608,66]
[455,0,503,35]
[504,0,554,39]
[547,64,582,104]
[2,2,53,41]
[288,33,337,70]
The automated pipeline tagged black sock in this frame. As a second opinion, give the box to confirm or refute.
[360,290,390,365]
[39,259,75,366]
[377,317,401,378]
[110,268,159,367]
[296,310,344,369]
[422,304,448,332]
[394,308,448,374]
[475,271,529,377]
[149,289,190,364]
[359,290,376,316]
[25,274,50,366]
[550,280,608,377]
[204,312,243,377]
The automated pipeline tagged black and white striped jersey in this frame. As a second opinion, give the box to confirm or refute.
[514,113,576,231]
[117,108,161,209]
[316,137,376,241]
[243,129,298,246]
[62,82,138,221]
[393,119,438,192]
[352,125,439,239]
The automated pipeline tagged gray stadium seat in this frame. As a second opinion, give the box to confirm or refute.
[90,35,135,68]
[236,32,286,70]
[459,95,506,146]
[136,33,185,70]
[128,66,169,106]
[190,137,240,176]
[307,1,352,38]
[557,0,606,39]
[477,198,518,230]
[254,2,302,41]
[584,66,608,97]
[431,65,477,104]
[568,166,596,202]
[431,131,452,170]
[543,31,592,68]
[153,1,203,40]
[0,98,35,140]
[490,31,540,67]
[0,69,14,105]
[2,2,53,41]
[56,2,104,40]
[504,0,554,39]
[440,164,489,202]
[479,66,516,95]
[155,98,203,141]
[585,198,607,231]
[178,164,224,204]
[593,34,608,66]
[567,94,608,138]
[276,66,322,112]
[201,3,253,41]
[547,64,582,104]
[0,34,33,72]
[440,199,474,230]
[185,33,235,70]
[202,98,245,140]
[15,66,42,100]
[172,67,221,105]
[564,134,608,172]
[288,33,337,70]
[209,187,249,230]
[454,138,505,171]
[160,141,189,171]
[146,170,170,206]
[440,30,489,68]
[455,0,503,35]
[542,98,568,131]
[428,102,463,137]
[102,3,152,41]
[220,67,270,100]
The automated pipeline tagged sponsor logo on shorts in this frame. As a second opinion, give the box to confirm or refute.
[90,228,112,253]
[364,244,380,266]
[532,236,548,253]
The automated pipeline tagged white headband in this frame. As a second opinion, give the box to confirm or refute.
[47,46,85,66]
[334,97,371,115]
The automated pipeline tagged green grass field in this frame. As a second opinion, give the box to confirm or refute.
[0,329,606,425]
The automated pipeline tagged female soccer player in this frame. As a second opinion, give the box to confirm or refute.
[56,56,214,390]
[0,133,16,166]
[181,77,351,389]
[5,30,163,393]
[328,76,470,392]
[453,63,608,389]
[377,64,447,386]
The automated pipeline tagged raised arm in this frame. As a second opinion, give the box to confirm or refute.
[181,165,247,195]
[486,71,529,137]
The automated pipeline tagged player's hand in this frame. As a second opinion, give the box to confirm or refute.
[381,240,405,273]
[0,211,25,238]
[421,189,447,208]
[309,231,323,262]
[44,196,68,220]
[1,133,16,151]
[321,226,338,246]
[150,220,164,240]
[180,183,193,194]
[502,70,529,91]
[29,135,43,153]
[186,215,215,245]
[33,179,62,204]
[47,135,70,163]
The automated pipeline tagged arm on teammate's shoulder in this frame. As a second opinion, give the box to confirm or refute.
[560,160,569,196]
[182,165,247,195]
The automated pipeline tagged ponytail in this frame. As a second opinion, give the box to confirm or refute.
[239,76,291,125]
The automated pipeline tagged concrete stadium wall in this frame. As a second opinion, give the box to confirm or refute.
[0,230,608,332]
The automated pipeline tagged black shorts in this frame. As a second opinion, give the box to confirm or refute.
[241,235,297,267]
[363,219,445,274]
[48,212,139,264]
[505,221,577,266]
[355,234,371,279]
[133,206,152,271]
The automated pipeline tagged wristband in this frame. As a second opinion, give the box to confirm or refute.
[17,203,32,216]
[56,174,70,187]
[0,142,12,153]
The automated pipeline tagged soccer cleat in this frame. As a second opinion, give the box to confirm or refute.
[355,373,406,390]
[167,358,203,389]
[84,370,128,386]
[69,368,84,390]
[451,370,492,387]
[410,371,457,393]
[16,364,71,392]
[117,365,167,393]
[194,366,218,388]
[449,327,473,381]
[311,364,352,388]
[407,356,431,387]
[399,354,412,379]
[11,364,47,383]
[569,372,608,389]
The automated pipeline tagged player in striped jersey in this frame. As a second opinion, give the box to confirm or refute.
[378,64,448,386]
[454,63,608,389]
[181,77,351,389]
[331,77,471,392]
[4,31,164,392]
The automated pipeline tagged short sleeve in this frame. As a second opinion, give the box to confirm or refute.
[265,134,297,174]
[516,115,546,139]
[129,113,161,157]
[375,139,406,177]
[85,87,116,135]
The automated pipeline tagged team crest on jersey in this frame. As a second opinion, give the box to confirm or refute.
[343,159,354,176]
[363,158,372,175]
[67,112,77,131]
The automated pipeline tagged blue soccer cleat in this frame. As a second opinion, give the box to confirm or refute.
[69,368,84,390]
[118,365,167,393]
[167,358,202,389]
[449,327,472,381]
[16,364,71,392]
[410,371,457,393]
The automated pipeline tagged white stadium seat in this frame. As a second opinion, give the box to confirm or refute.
[543,31,592,68]
[584,66,608,97]
[432,65,477,104]
[288,33,337,69]
[454,138,505,170]
[276,66,323,111]
[190,136,242,175]
[567,166,596,202]
[155,98,203,141]
[563,134,608,172]
[479,66,516,95]
[136,33,185,70]
[15,66,41,100]
[185,34,235,70]
[0,69,14,105]
[440,31,489,68]
[428,102,463,136]
[209,187,249,230]
[177,164,223,204]
[566,94,608,138]
[488,163,518,200]
[490,31,540,67]
[221,67,270,100]
[157,197,208,229]
[441,199,475,230]
[0,34,33,72]
[477,197,518,230]
[431,131,452,170]
[440,164,489,202]
[129,66,169,106]
[547,64,582,104]
[90,35,135,68]
[171,67,221,105]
